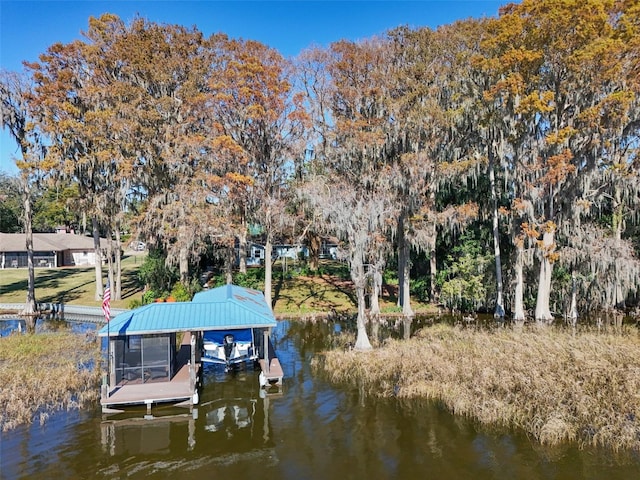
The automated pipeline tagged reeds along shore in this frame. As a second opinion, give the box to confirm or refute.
[312,323,640,452]
[0,332,101,432]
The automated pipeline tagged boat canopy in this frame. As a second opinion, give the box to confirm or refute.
[204,328,254,344]
[98,284,275,337]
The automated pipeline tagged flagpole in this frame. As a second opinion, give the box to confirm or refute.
[102,280,111,395]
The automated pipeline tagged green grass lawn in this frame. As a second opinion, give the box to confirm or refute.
[0,253,146,309]
[0,255,435,315]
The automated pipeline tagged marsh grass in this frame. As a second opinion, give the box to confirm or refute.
[0,332,101,431]
[313,323,640,452]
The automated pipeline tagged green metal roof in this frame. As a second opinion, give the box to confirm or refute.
[98,284,275,337]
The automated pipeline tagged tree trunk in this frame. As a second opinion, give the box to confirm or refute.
[238,222,248,274]
[179,245,189,285]
[224,246,234,284]
[352,255,372,351]
[105,225,114,303]
[402,316,412,341]
[613,188,624,243]
[21,174,37,325]
[92,216,103,301]
[369,266,382,316]
[264,233,273,309]
[402,235,413,317]
[401,238,413,316]
[178,225,189,285]
[114,226,122,301]
[307,231,321,271]
[397,213,406,309]
[534,226,555,322]
[396,213,413,316]
[489,148,505,318]
[568,270,578,326]
[428,225,437,303]
[612,187,625,309]
[513,242,526,322]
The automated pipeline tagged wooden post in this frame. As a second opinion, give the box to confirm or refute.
[101,374,108,403]
[263,329,270,375]
[263,395,270,442]
[190,333,196,401]
[108,339,114,389]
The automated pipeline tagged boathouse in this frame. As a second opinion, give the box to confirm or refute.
[193,285,284,387]
[98,284,278,413]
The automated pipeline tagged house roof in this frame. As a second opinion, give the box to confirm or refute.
[0,233,104,253]
[98,284,276,337]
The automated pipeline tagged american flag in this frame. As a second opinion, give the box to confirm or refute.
[102,281,111,322]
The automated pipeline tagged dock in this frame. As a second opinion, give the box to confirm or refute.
[98,285,283,412]
[258,331,283,388]
[101,363,201,413]
[101,332,201,414]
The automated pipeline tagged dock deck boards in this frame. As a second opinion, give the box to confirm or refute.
[258,335,283,386]
[102,332,200,409]
[258,357,284,384]
[102,363,200,406]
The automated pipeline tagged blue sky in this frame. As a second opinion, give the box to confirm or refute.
[0,0,507,174]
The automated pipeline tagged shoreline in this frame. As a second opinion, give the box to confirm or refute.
[313,322,640,453]
[0,331,101,432]
[4,314,640,451]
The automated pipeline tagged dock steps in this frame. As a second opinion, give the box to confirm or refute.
[258,357,284,386]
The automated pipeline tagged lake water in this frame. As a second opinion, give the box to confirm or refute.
[1,317,640,479]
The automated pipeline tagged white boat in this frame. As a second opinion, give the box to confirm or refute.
[202,328,259,370]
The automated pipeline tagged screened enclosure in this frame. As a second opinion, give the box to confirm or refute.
[2,251,57,268]
[111,334,176,384]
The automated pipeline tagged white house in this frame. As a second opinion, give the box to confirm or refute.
[0,232,106,268]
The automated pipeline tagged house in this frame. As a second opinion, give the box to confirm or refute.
[232,242,267,267]
[0,232,106,268]
[273,244,308,260]
[320,237,340,259]
[246,243,265,266]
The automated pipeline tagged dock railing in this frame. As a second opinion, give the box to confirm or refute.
[0,303,129,323]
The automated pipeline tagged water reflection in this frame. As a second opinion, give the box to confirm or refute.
[0,317,98,336]
[101,412,197,456]
[93,362,279,477]
[0,318,26,336]
[2,317,640,479]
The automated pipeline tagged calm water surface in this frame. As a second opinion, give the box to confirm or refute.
[1,318,640,479]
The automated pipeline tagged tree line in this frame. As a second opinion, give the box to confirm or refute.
[1,0,639,348]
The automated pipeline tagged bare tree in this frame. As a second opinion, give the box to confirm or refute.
[301,177,395,350]
[0,70,44,325]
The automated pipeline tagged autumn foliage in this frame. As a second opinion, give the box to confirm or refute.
[1,0,638,320]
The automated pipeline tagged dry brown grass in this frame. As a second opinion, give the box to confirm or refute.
[0,332,101,431]
[313,323,640,452]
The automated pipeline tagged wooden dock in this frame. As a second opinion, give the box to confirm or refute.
[101,332,201,414]
[101,326,283,413]
[258,332,283,388]
[101,363,201,411]
[258,357,284,385]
